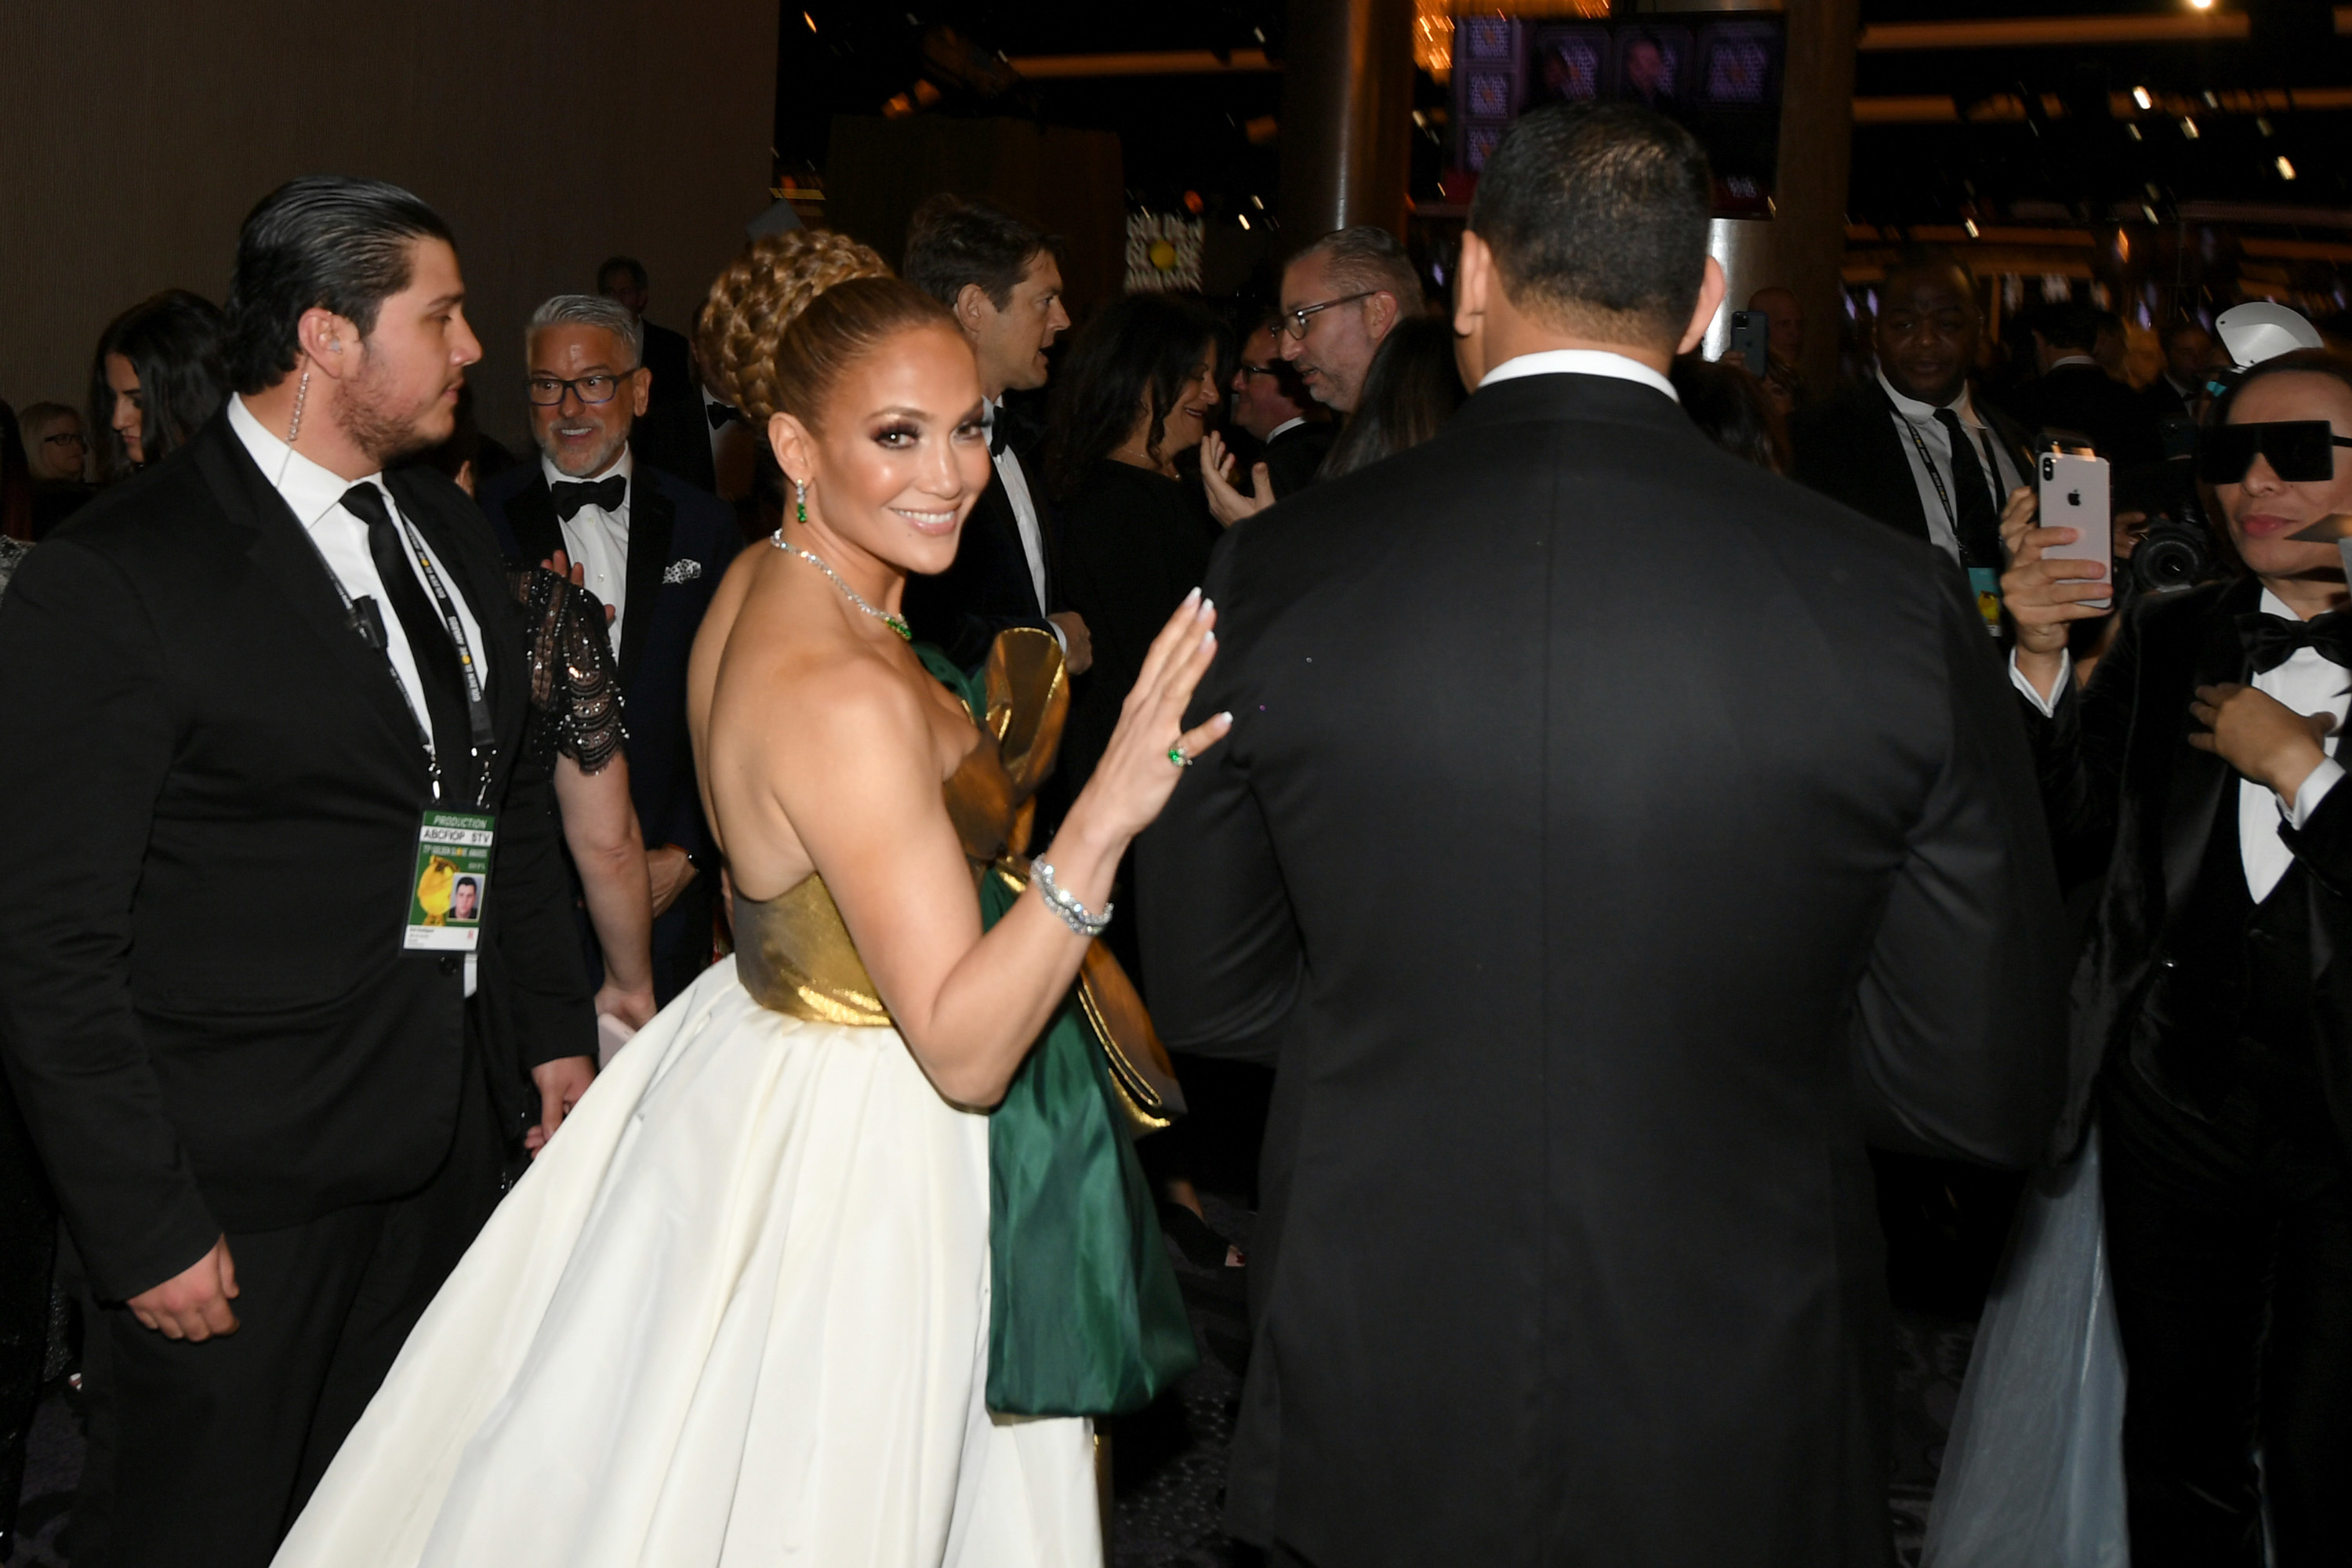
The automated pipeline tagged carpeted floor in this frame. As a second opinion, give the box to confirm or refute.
[2,1196,1973,1568]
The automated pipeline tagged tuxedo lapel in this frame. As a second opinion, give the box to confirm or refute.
[2157,580,2259,924]
[976,462,1047,619]
[619,475,673,688]
[506,477,564,571]
[191,427,424,771]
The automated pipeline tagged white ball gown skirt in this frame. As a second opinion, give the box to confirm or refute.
[272,956,1101,1568]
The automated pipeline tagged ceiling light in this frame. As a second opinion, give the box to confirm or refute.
[2258,117,2275,136]
[2181,117,2200,139]
[2143,203,2161,223]
[2278,155,2298,180]
[2188,0,2214,11]
[1239,214,1252,230]
[802,9,816,29]
[1963,217,1980,238]
[2128,123,2143,140]
[2132,86,2154,110]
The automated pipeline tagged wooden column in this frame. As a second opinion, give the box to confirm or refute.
[1279,0,1418,240]
[1773,0,1861,393]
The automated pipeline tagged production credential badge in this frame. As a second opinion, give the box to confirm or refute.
[405,809,495,951]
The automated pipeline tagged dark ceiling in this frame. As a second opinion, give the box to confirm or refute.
[777,1,2352,226]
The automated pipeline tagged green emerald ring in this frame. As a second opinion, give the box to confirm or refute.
[1167,744,1192,769]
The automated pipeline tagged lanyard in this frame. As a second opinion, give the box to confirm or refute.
[1890,399,2001,545]
[299,488,498,808]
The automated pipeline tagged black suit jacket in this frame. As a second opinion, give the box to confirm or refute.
[0,416,591,1302]
[1790,381,2035,546]
[1137,372,2070,1566]
[481,457,735,869]
[1254,419,1336,503]
[2022,576,2352,1156]
[628,321,714,493]
[903,426,1056,672]
[2003,361,2165,470]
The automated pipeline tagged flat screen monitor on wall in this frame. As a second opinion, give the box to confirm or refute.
[1450,13,1786,216]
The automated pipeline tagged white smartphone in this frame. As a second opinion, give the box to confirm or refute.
[2038,449,2111,604]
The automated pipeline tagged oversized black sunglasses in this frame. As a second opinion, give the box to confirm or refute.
[2198,419,2352,485]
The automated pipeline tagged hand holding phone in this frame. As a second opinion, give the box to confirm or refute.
[2038,450,2111,605]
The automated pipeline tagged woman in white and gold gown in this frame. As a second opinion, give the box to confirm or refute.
[271,234,1228,1567]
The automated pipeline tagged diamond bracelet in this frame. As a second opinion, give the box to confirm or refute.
[1033,858,1112,938]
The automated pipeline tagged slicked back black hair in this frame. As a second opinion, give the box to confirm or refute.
[225,176,455,394]
[902,194,1058,312]
[1466,102,1711,346]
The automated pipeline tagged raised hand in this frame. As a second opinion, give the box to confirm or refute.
[1074,589,1232,843]
[1200,432,1274,528]
[2189,682,2336,800]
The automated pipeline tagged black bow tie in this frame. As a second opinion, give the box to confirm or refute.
[550,474,626,521]
[706,400,741,430]
[986,410,1009,456]
[2237,610,2352,674]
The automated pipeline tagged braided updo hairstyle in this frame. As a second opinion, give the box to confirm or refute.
[695,230,955,432]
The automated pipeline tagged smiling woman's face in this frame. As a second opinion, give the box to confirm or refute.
[2216,370,2352,584]
[1154,351,1220,460]
[792,318,993,579]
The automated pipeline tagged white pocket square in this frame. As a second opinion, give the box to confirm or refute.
[662,559,703,585]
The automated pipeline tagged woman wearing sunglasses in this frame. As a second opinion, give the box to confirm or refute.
[1994,348,2352,1566]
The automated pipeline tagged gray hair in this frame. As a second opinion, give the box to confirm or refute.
[525,293,644,365]
[1292,226,1425,313]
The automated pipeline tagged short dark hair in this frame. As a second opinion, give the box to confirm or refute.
[1044,293,1225,502]
[87,289,230,480]
[2032,301,2106,354]
[1884,245,1978,302]
[1466,102,1711,346]
[902,194,1056,312]
[597,255,648,292]
[1319,316,1465,480]
[225,176,455,395]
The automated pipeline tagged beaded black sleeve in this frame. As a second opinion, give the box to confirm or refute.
[509,567,626,775]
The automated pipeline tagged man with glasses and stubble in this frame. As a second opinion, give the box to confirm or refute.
[478,294,738,1006]
[1203,226,1424,524]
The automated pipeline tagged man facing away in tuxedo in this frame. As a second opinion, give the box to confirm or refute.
[479,293,737,1006]
[1203,225,1424,526]
[0,176,594,1568]
[2005,352,2352,1566]
[899,194,1092,675]
[596,255,713,494]
[1138,103,2070,1566]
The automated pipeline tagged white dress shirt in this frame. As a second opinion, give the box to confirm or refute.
[985,397,1055,635]
[1264,415,1309,444]
[2010,588,2346,900]
[1479,348,1679,402]
[230,394,492,989]
[1877,368,2024,566]
[543,449,631,656]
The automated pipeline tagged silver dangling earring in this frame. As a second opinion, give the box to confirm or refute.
[285,366,311,446]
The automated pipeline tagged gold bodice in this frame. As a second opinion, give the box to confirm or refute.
[731,628,1067,1024]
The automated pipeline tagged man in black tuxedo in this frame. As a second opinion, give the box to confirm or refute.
[481,293,736,1006]
[2005,300,2164,471]
[1791,251,2035,603]
[1138,104,2069,1566]
[0,177,593,1568]
[2005,353,2352,1566]
[2143,319,2217,423]
[1231,318,1334,500]
[900,194,1092,675]
[597,256,714,493]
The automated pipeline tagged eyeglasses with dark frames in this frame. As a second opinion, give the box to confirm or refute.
[525,368,641,407]
[1236,361,1287,379]
[1279,292,1377,339]
[42,431,86,448]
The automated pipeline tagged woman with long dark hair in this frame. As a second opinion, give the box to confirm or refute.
[1317,314,1467,481]
[1047,292,1228,795]
[88,289,229,480]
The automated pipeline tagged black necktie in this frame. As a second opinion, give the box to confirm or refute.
[1933,409,2005,568]
[550,474,626,521]
[343,483,477,801]
[706,400,740,430]
[986,407,1008,456]
[2238,610,2352,674]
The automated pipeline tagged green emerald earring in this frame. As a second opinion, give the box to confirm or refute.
[795,481,808,526]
